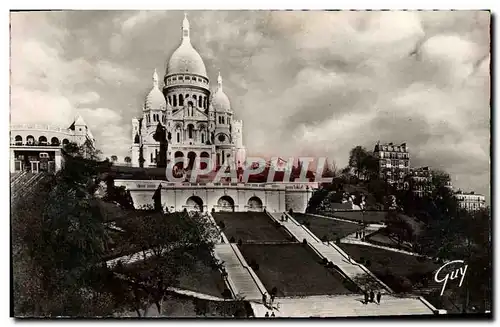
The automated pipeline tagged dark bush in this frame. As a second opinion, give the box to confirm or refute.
[302,239,307,245]
[321,235,328,242]
[212,208,215,213]
[359,256,365,264]
[321,258,328,265]
[229,236,236,243]
[365,260,371,267]
[183,208,188,213]
[326,261,334,268]
[335,237,341,245]
[237,239,243,246]
[253,263,259,271]
[221,288,232,299]
[218,221,226,229]
[271,286,278,296]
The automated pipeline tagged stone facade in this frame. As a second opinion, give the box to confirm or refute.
[373,141,410,189]
[10,115,95,173]
[115,180,316,213]
[131,14,246,170]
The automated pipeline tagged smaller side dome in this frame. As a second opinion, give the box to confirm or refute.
[211,72,231,112]
[145,69,167,111]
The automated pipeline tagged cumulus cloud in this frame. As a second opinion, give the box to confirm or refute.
[9,10,491,200]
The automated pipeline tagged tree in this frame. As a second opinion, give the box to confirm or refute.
[12,149,111,317]
[348,146,368,180]
[153,122,168,169]
[115,211,219,316]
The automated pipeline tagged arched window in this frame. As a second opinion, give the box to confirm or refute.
[201,133,205,143]
[62,139,69,145]
[193,94,197,102]
[14,135,22,145]
[151,153,153,163]
[198,96,202,107]
[222,117,225,124]
[168,96,172,105]
[38,136,47,145]
[51,137,60,146]
[204,97,208,109]
[188,124,194,139]
[179,94,184,107]
[177,132,180,143]
[173,94,177,107]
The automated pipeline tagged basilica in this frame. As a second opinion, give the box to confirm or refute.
[130,14,246,170]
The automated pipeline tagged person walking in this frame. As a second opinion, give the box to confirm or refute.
[355,231,359,238]
[271,312,275,317]
[263,293,267,307]
[376,291,381,304]
[265,312,269,317]
[370,290,375,303]
[364,292,369,304]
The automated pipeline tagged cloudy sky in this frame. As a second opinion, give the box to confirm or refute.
[10,10,490,198]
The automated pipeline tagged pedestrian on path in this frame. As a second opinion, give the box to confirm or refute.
[364,292,369,304]
[377,292,381,304]
[369,290,375,303]
[271,312,275,317]
[265,312,269,317]
[263,293,267,306]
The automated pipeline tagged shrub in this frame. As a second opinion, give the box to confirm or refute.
[218,221,226,229]
[183,208,188,213]
[321,258,328,265]
[302,239,307,245]
[335,237,341,245]
[359,256,365,264]
[321,235,328,242]
[229,236,236,243]
[271,286,278,296]
[288,208,294,215]
[221,288,232,299]
[237,239,243,246]
[326,261,334,268]
[212,208,215,213]
[365,260,371,267]
[253,263,259,271]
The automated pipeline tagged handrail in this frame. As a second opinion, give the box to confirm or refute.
[228,243,267,296]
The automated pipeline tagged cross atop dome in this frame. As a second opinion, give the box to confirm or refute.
[217,72,223,90]
[153,68,159,87]
[182,12,190,40]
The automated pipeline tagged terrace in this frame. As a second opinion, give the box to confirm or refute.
[292,213,363,241]
[212,212,291,243]
[238,243,356,297]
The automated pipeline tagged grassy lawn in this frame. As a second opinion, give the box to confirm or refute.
[292,213,363,240]
[120,255,228,299]
[213,212,291,242]
[366,230,414,252]
[338,243,441,291]
[323,211,388,224]
[238,243,355,297]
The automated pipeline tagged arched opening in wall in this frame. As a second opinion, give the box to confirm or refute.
[51,137,60,146]
[14,135,22,145]
[198,96,202,108]
[26,135,35,145]
[174,151,184,171]
[187,124,194,139]
[201,132,205,144]
[200,151,210,170]
[204,97,208,109]
[188,101,194,115]
[217,196,235,212]
[186,196,203,212]
[173,94,177,107]
[193,95,197,103]
[247,196,263,212]
[38,136,47,146]
[62,138,69,146]
[187,151,196,171]
[179,94,184,107]
[168,96,172,105]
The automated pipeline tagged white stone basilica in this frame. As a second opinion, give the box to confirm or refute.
[130,14,246,170]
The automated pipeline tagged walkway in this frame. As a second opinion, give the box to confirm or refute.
[268,212,391,293]
[213,243,266,301]
[250,294,437,317]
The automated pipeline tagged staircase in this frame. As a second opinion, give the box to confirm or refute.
[11,172,47,200]
[251,294,436,317]
[213,244,265,300]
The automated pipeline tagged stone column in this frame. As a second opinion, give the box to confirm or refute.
[54,150,62,172]
[10,148,15,173]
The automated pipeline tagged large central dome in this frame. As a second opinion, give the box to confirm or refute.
[166,14,207,78]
